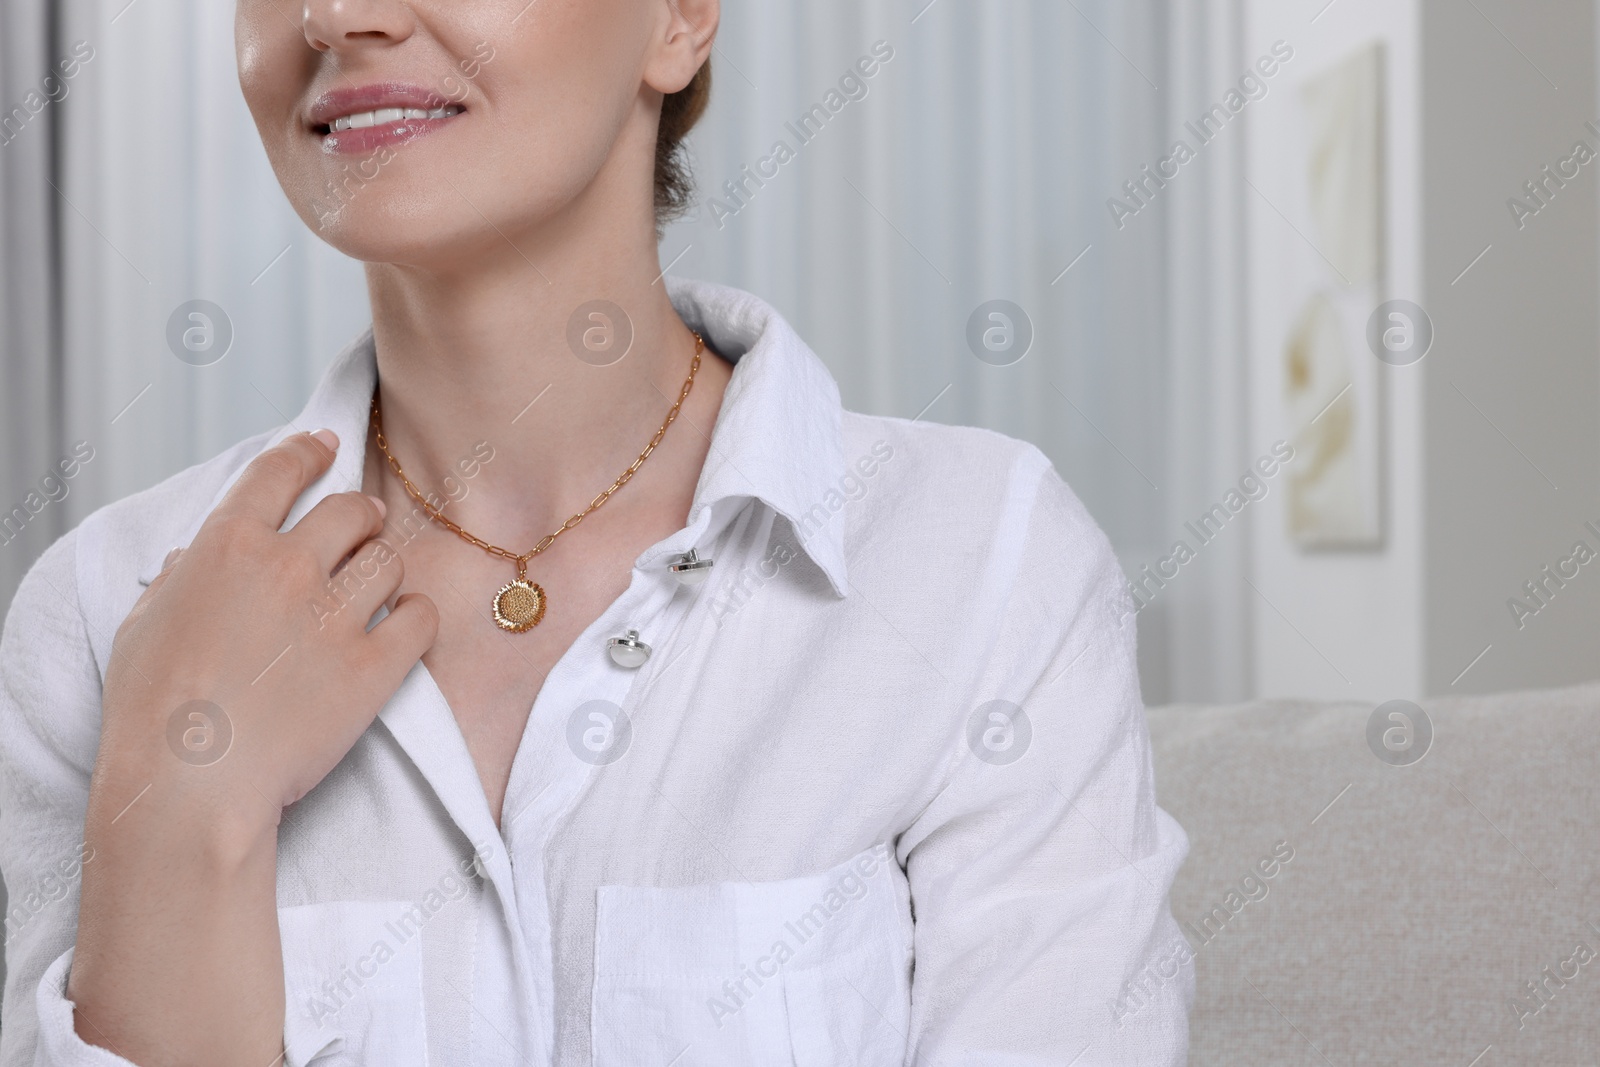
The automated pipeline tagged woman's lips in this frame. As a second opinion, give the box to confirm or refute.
[308,83,466,156]
[319,109,464,155]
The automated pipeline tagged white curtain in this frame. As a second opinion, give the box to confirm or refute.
[52,0,369,534]
[0,0,64,609]
[15,0,1248,704]
[1158,0,1251,703]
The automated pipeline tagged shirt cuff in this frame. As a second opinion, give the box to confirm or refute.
[34,949,143,1066]
[33,948,333,1067]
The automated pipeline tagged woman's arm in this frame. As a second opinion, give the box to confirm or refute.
[900,457,1192,1065]
[5,431,436,1067]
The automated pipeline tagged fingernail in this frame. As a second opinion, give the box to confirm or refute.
[369,495,387,518]
[311,428,339,452]
[163,546,183,569]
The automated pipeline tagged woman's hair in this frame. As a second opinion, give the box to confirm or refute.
[654,60,712,233]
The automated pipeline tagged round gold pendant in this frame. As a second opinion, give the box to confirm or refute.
[492,579,546,632]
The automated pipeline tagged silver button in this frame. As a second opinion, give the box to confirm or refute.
[607,629,652,668]
[668,548,715,586]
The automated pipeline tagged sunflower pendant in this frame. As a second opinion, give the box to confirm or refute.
[492,579,546,633]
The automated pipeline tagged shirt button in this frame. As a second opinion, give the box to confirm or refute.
[668,548,714,586]
[607,629,652,668]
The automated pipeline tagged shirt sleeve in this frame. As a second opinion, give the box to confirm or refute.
[900,455,1193,1066]
[0,530,144,1067]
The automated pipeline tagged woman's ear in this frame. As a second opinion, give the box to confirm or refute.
[644,0,719,95]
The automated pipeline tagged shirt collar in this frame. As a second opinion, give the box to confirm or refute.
[138,277,850,597]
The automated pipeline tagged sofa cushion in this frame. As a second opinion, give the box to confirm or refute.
[1145,682,1600,1065]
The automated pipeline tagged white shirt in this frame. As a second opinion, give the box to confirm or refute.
[0,278,1192,1066]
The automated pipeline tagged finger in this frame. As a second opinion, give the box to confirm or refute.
[365,592,440,672]
[213,430,340,530]
[291,491,387,574]
[324,539,406,626]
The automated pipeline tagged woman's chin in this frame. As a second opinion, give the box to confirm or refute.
[291,185,519,271]
[312,218,503,272]
[288,164,592,274]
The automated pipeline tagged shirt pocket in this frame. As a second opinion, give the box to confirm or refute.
[591,845,912,1067]
[278,900,430,1067]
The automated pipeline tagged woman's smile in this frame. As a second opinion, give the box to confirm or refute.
[308,83,466,155]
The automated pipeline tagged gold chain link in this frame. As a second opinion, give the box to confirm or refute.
[370,332,704,579]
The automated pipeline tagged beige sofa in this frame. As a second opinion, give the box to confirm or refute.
[1146,682,1600,1065]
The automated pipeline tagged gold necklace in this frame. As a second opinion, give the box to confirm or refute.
[370,332,705,633]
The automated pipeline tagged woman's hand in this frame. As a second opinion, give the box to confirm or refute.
[100,428,437,812]
[68,429,438,1067]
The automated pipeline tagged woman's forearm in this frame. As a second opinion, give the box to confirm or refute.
[69,755,285,1066]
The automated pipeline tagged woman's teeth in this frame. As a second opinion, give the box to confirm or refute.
[328,106,462,133]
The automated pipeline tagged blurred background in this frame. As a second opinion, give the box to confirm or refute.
[5,0,1598,708]
[5,0,1600,1061]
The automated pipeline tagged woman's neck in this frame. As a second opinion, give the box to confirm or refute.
[362,205,724,541]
